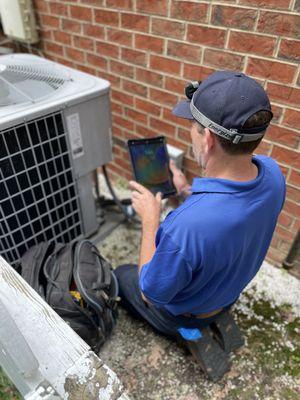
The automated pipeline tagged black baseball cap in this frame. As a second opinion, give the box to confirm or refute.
[172,71,273,144]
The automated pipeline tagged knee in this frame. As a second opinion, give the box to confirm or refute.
[114,263,138,281]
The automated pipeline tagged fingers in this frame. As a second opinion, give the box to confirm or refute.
[169,159,177,172]
[129,180,149,194]
[132,191,142,199]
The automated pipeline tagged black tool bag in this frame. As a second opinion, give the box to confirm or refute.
[18,241,55,299]
[20,240,118,352]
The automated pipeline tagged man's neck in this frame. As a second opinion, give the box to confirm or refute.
[204,153,258,182]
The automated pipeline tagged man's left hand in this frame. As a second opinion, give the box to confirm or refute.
[129,181,162,227]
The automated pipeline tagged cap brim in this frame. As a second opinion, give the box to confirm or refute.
[172,100,194,120]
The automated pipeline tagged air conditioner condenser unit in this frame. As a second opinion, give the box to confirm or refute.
[0,54,112,265]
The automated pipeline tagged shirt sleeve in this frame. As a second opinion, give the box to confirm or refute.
[139,228,193,306]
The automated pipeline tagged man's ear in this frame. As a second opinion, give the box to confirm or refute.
[204,128,215,151]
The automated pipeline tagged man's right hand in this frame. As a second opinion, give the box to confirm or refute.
[169,160,191,199]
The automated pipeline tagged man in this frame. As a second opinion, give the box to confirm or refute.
[114,71,286,339]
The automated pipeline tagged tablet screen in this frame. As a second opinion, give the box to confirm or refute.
[128,137,176,197]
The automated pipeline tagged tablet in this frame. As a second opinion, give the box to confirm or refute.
[127,136,176,198]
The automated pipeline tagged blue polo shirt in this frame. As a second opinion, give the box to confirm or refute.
[139,155,286,316]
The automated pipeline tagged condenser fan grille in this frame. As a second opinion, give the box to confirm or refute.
[0,62,72,105]
[0,112,83,265]
[4,64,67,89]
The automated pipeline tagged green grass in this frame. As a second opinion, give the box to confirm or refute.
[0,368,21,400]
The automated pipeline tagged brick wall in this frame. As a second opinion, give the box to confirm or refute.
[33,0,300,266]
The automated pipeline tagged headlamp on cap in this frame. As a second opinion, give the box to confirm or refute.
[173,71,273,145]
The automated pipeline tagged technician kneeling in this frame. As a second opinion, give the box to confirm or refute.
[114,71,286,339]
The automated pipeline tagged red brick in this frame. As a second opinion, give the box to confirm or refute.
[246,58,297,84]
[74,36,94,51]
[152,18,185,40]
[35,0,49,13]
[125,108,148,124]
[106,0,133,9]
[47,55,73,68]
[228,31,276,57]
[45,42,64,56]
[211,5,258,30]
[271,145,300,169]
[83,25,105,40]
[135,124,157,138]
[255,140,272,156]
[100,72,121,87]
[111,100,123,114]
[137,0,168,16]
[170,1,208,22]
[49,2,68,16]
[135,34,164,53]
[289,170,300,186]
[257,11,300,39]
[150,55,181,75]
[95,9,119,26]
[278,39,300,62]
[183,64,215,80]
[149,88,178,107]
[79,65,97,75]
[96,41,119,58]
[108,163,132,181]
[136,68,163,87]
[187,25,226,48]
[204,49,244,70]
[286,185,300,203]
[123,79,148,97]
[177,128,191,143]
[107,28,133,46]
[80,0,105,5]
[62,19,82,33]
[283,200,300,218]
[167,137,189,153]
[66,47,85,63]
[275,225,297,242]
[113,155,131,171]
[40,30,53,41]
[40,15,60,29]
[110,60,134,78]
[163,108,191,129]
[150,117,176,136]
[267,83,300,107]
[271,104,284,124]
[167,41,201,63]
[70,5,92,21]
[121,48,147,66]
[266,124,299,148]
[240,0,292,9]
[282,109,300,130]
[266,247,285,265]
[278,163,289,177]
[135,99,161,116]
[53,31,72,45]
[121,13,149,32]
[87,53,107,69]
[165,76,187,95]
[111,89,134,106]
[113,115,134,131]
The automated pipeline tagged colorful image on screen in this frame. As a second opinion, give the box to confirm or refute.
[130,141,174,195]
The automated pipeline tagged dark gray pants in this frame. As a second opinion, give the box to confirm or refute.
[114,264,231,339]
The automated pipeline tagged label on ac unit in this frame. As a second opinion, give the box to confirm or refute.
[66,113,84,159]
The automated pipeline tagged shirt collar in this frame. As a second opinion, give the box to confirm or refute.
[191,156,265,194]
